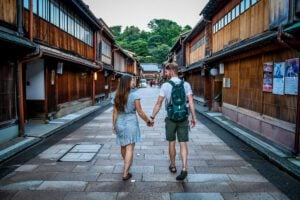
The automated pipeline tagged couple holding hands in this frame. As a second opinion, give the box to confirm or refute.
[112,63,196,181]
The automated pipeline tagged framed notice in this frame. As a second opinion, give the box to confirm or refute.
[263,62,273,92]
[284,58,299,95]
[272,62,285,95]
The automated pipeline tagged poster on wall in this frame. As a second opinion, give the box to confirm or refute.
[272,62,285,95]
[284,58,299,95]
[263,62,273,92]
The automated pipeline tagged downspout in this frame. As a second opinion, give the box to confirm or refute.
[277,26,300,155]
[29,0,33,41]
[17,48,42,135]
[17,0,24,36]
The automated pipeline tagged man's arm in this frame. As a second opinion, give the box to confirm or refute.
[187,94,196,127]
[151,96,165,119]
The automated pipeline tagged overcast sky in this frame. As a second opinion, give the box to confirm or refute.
[83,0,209,31]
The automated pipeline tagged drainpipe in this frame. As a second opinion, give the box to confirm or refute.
[17,0,23,36]
[29,0,33,41]
[17,48,42,136]
[277,26,300,155]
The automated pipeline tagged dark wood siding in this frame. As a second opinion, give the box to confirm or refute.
[223,48,299,123]
[0,0,17,25]
[23,10,94,60]
[0,62,17,123]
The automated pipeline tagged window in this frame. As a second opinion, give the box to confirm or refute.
[50,0,59,27]
[220,18,224,29]
[191,36,205,51]
[38,0,49,21]
[241,0,245,13]
[68,13,74,35]
[235,5,240,17]
[24,0,29,9]
[224,14,228,25]
[251,0,257,5]
[232,8,236,20]
[228,10,232,23]
[245,0,250,10]
[60,5,68,32]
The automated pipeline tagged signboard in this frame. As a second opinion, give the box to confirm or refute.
[263,62,273,92]
[284,58,299,95]
[272,62,285,95]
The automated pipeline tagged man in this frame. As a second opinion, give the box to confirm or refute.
[150,62,196,181]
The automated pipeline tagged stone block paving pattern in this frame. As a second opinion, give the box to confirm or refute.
[0,88,290,199]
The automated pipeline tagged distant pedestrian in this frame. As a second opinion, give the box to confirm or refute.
[112,75,153,181]
[150,62,196,181]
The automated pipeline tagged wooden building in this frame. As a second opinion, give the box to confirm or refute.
[19,0,102,130]
[0,0,37,144]
[140,63,161,83]
[95,18,115,101]
[184,0,300,153]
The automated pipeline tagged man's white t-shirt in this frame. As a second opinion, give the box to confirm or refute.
[159,77,193,105]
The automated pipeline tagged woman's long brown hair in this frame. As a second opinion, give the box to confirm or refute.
[114,75,132,112]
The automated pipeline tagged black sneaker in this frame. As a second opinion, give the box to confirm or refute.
[176,170,188,181]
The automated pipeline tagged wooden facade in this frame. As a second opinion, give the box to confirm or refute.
[181,0,300,152]
[0,0,17,25]
[212,0,269,53]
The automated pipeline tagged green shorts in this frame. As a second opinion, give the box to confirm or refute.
[165,117,189,142]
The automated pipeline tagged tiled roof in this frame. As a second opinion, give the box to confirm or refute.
[140,63,161,72]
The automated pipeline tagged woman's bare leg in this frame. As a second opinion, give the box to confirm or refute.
[123,143,135,177]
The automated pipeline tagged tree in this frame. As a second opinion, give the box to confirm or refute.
[110,18,191,64]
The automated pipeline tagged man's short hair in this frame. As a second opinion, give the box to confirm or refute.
[165,62,178,73]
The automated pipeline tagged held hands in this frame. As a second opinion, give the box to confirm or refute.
[147,119,154,127]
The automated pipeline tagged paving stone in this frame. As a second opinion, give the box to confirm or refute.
[15,164,39,172]
[228,174,268,182]
[85,181,134,192]
[171,192,224,200]
[133,182,184,193]
[1,172,58,183]
[221,192,276,200]
[229,182,278,192]
[113,165,154,174]
[11,191,67,200]
[59,152,96,162]
[0,180,43,190]
[0,191,18,199]
[52,172,100,181]
[36,181,87,191]
[117,192,170,200]
[183,182,233,192]
[187,174,230,182]
[97,173,142,182]
[64,192,117,200]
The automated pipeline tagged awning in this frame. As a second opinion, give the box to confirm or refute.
[284,22,300,32]
[182,60,204,72]
[204,31,277,63]
[40,45,100,69]
[0,30,36,49]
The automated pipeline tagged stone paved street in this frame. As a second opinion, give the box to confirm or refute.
[0,88,291,199]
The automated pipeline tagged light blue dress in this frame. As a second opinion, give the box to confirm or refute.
[112,90,142,146]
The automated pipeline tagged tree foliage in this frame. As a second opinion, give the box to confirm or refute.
[110,19,191,64]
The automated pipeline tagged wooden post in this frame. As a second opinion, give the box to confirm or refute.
[44,65,48,122]
[92,72,95,105]
[294,69,300,155]
[93,32,97,62]
[18,63,25,135]
[237,60,241,107]
[29,0,33,41]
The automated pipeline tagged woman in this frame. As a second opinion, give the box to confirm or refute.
[112,75,153,181]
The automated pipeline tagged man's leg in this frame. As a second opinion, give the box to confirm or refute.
[169,141,176,167]
[179,142,188,171]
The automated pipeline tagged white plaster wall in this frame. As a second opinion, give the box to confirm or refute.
[26,59,45,100]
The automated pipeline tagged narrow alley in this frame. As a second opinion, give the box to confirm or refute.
[0,88,298,200]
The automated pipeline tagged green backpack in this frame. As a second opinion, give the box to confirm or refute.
[166,80,188,122]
